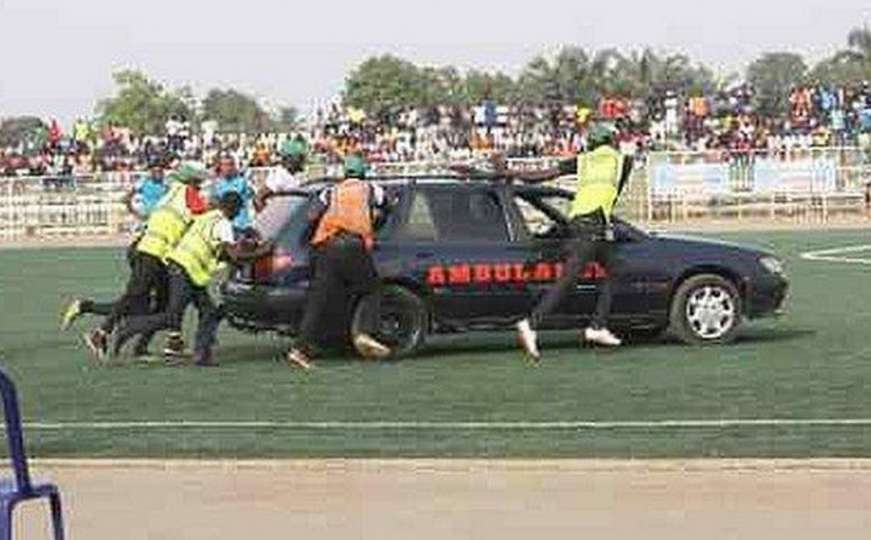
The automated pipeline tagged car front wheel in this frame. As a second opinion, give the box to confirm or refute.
[351,285,428,359]
[669,274,742,345]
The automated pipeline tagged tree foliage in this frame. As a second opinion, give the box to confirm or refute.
[746,52,809,116]
[201,89,272,133]
[345,47,718,116]
[0,116,46,148]
[96,70,191,136]
[811,26,871,85]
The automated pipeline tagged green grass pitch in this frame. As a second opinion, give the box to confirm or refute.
[2,229,871,458]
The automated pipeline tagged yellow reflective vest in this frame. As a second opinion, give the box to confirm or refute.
[570,145,623,219]
[167,210,227,287]
[137,182,193,260]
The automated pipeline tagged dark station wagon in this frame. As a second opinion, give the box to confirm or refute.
[223,177,788,357]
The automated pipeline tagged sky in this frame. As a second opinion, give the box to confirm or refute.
[1,0,869,124]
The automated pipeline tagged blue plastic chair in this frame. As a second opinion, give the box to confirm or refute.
[0,369,64,540]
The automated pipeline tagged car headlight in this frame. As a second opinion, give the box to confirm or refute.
[759,256,785,275]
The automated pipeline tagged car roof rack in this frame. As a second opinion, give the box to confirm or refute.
[303,173,514,186]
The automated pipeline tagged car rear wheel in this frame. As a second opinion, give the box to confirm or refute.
[669,274,742,345]
[351,285,428,359]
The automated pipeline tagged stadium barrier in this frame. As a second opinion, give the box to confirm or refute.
[2,148,870,241]
[646,147,871,223]
[0,172,141,241]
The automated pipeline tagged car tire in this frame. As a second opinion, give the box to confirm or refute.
[669,274,742,345]
[351,285,428,359]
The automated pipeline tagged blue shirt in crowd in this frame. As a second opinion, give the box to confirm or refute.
[210,173,255,231]
[135,176,170,217]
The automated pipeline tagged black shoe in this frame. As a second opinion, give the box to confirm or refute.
[193,351,218,368]
[131,336,151,358]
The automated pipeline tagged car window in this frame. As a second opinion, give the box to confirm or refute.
[540,195,572,220]
[254,194,311,247]
[397,191,438,241]
[514,196,559,237]
[421,188,510,243]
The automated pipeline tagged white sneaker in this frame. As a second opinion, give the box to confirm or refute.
[516,319,540,362]
[584,327,622,347]
[353,334,392,360]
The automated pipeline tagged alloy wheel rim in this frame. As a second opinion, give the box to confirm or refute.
[685,285,736,340]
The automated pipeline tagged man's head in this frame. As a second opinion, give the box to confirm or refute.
[218,191,243,220]
[588,123,617,150]
[279,139,307,174]
[344,154,368,179]
[218,154,237,178]
[169,161,207,186]
[148,158,165,181]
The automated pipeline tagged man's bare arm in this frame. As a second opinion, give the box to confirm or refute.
[123,189,137,216]
[220,240,274,264]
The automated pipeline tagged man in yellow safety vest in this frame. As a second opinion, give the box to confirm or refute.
[80,162,208,360]
[111,192,273,366]
[460,123,634,363]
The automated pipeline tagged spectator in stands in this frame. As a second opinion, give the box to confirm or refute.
[124,158,169,227]
[208,153,257,238]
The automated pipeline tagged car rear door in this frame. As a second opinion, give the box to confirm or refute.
[395,184,532,322]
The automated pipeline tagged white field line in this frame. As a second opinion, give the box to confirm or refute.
[801,244,871,265]
[12,419,871,431]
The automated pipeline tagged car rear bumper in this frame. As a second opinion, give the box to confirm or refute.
[222,280,307,334]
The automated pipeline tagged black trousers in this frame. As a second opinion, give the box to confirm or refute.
[297,234,381,354]
[82,240,153,318]
[99,252,169,334]
[530,211,614,330]
[117,263,223,356]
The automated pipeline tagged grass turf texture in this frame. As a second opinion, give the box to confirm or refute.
[2,230,871,458]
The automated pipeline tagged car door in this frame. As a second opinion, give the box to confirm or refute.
[507,189,651,325]
[395,184,532,322]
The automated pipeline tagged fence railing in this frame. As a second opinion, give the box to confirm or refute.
[645,147,871,222]
[2,147,871,241]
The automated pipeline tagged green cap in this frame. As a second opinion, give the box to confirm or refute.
[588,123,616,148]
[280,139,308,158]
[168,161,207,185]
[344,154,369,178]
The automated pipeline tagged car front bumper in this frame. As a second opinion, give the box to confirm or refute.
[745,273,789,319]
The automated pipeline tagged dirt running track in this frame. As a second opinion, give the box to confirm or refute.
[7,460,871,539]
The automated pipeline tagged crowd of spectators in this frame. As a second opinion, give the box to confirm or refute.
[2,82,871,179]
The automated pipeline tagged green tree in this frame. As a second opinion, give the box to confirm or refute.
[201,89,270,133]
[275,106,300,131]
[0,116,46,149]
[95,70,191,136]
[840,26,871,67]
[464,69,517,104]
[746,52,808,116]
[516,55,559,104]
[812,26,871,85]
[344,55,425,120]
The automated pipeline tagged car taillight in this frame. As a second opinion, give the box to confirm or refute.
[253,252,294,282]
